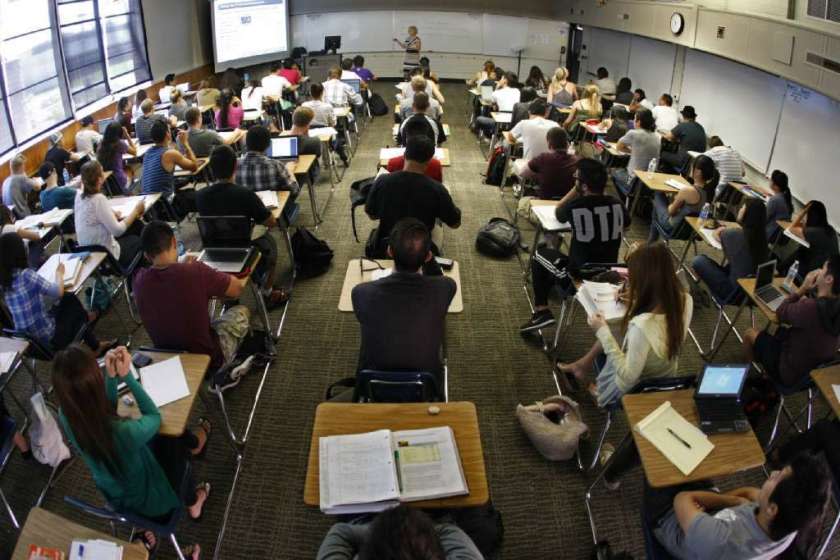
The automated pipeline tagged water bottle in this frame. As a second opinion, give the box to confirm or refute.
[647,157,657,179]
[784,260,799,291]
[699,202,711,227]
[62,168,70,185]
[174,227,186,259]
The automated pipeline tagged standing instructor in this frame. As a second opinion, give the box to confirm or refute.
[394,26,422,79]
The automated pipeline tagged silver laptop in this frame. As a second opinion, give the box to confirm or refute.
[480,85,494,103]
[268,136,299,161]
[198,247,253,274]
[754,260,786,311]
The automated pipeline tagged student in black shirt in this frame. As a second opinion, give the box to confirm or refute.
[45,132,83,185]
[660,105,706,174]
[365,135,460,258]
[520,158,628,333]
[352,219,456,390]
[195,145,288,308]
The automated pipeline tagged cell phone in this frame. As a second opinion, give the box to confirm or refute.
[132,352,152,368]
[434,256,454,270]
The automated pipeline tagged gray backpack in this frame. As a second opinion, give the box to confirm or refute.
[475,218,520,258]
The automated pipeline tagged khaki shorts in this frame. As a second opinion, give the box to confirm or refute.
[212,305,250,363]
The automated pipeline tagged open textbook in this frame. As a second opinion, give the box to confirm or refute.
[319,426,468,514]
[38,254,84,288]
[575,281,626,321]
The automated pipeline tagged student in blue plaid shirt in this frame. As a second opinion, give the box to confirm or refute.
[0,233,114,355]
[235,125,300,202]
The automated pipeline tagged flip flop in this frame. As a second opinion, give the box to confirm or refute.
[189,482,211,522]
[132,531,157,553]
[191,418,212,459]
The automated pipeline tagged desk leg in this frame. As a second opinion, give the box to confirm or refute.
[677,231,698,281]
[704,298,747,361]
[585,432,631,545]
[250,281,276,351]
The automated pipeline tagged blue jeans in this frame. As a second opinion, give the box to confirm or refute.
[611,168,633,197]
[475,116,495,138]
[691,255,740,304]
[648,192,674,242]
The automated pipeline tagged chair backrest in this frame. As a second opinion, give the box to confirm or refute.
[633,375,696,394]
[0,415,17,469]
[355,370,441,403]
[196,216,253,248]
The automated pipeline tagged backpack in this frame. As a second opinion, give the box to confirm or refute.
[484,147,507,186]
[291,227,334,278]
[368,93,388,117]
[30,392,71,467]
[476,217,520,258]
[349,176,376,242]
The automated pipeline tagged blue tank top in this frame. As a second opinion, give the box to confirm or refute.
[141,146,174,195]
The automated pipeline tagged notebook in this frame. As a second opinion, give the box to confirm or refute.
[256,190,279,209]
[634,401,715,475]
[139,356,190,408]
[665,178,691,190]
[531,205,570,232]
[69,539,123,560]
[575,281,626,321]
[697,226,722,250]
[0,352,16,375]
[319,427,468,514]
[38,254,84,288]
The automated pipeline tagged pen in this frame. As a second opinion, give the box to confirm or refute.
[667,428,692,449]
[394,450,403,493]
[78,543,85,558]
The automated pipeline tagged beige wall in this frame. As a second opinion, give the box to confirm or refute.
[289,0,556,17]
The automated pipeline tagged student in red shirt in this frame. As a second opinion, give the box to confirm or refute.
[278,59,301,86]
[386,118,443,181]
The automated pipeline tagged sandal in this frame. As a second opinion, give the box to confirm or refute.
[191,418,212,459]
[182,544,201,560]
[190,482,211,521]
[132,531,157,553]
[264,288,290,311]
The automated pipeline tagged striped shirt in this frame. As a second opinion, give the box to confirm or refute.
[704,145,744,184]
[141,146,175,195]
[323,79,362,107]
[235,151,299,195]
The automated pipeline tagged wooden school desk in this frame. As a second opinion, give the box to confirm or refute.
[289,154,323,225]
[338,259,463,313]
[117,352,210,437]
[13,208,73,242]
[628,171,689,215]
[108,193,163,218]
[623,389,765,488]
[378,148,451,167]
[12,507,148,560]
[811,364,840,419]
[174,157,209,178]
[304,402,489,509]
[525,200,572,272]
[37,252,106,296]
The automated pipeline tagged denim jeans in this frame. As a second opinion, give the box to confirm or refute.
[611,167,633,197]
[691,255,740,304]
[648,192,674,242]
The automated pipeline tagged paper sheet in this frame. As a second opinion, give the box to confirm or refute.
[139,356,190,407]
[0,352,16,374]
[698,227,723,250]
[832,384,840,404]
[635,401,715,476]
[531,205,570,232]
[371,268,393,281]
[256,190,279,209]
[665,178,691,190]
[38,254,83,287]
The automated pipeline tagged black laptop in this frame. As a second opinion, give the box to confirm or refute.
[694,364,751,434]
[754,260,786,311]
[196,216,254,274]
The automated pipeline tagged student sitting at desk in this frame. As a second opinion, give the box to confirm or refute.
[386,120,444,182]
[181,107,244,159]
[45,133,83,187]
[240,78,266,112]
[302,83,337,127]
[365,136,460,258]
[397,93,443,146]
[398,76,442,122]
[692,199,767,304]
[517,128,578,203]
[611,109,661,198]
[648,155,717,242]
[142,121,198,218]
[744,255,840,387]
[287,107,321,183]
[96,122,136,195]
[593,67,616,102]
[765,170,792,241]
[323,67,363,108]
[561,242,693,406]
[340,59,365,86]
[468,60,497,88]
[525,65,547,91]
[614,77,634,105]
[158,73,176,103]
[474,72,521,138]
[278,58,302,87]
[510,87,538,128]
[76,161,144,268]
[168,88,188,122]
[563,84,602,130]
[317,504,482,560]
[38,162,76,212]
[505,99,559,165]
[0,233,112,354]
[134,99,174,145]
[2,154,43,218]
[131,90,147,122]
[196,80,220,109]
[648,453,830,560]
[75,116,102,156]
[785,200,839,275]
[651,93,679,134]
[53,345,207,560]
[547,67,577,108]
[423,67,446,106]
[134,221,251,389]
[352,55,375,84]
[215,89,244,130]
[703,136,744,197]
[235,125,299,197]
[628,88,655,112]
[196,145,289,308]
[520,159,627,334]
[351,219,456,387]
[660,105,706,173]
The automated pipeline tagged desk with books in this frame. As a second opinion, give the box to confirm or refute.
[304,402,488,510]
[37,252,106,296]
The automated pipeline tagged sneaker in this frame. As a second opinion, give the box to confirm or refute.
[230,355,256,380]
[599,443,621,491]
[208,372,242,394]
[519,309,555,334]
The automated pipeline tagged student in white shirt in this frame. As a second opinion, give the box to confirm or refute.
[75,116,102,155]
[302,83,337,127]
[158,73,175,103]
[704,136,745,198]
[240,79,266,112]
[628,89,655,113]
[505,99,559,167]
[474,72,521,138]
[339,59,364,84]
[593,67,616,101]
[652,93,680,133]
[261,64,291,99]
[323,67,362,108]
[399,76,442,121]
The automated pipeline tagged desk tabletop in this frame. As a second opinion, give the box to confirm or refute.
[66,252,107,295]
[290,154,316,175]
[338,259,463,313]
[12,507,148,560]
[623,389,765,488]
[811,364,840,418]
[637,171,690,193]
[256,190,291,221]
[304,402,489,509]
[491,112,512,124]
[530,199,571,232]
[117,352,209,437]
[379,148,451,167]
[122,142,154,161]
[728,181,771,202]
[108,193,163,216]
[174,158,209,177]
[737,277,787,324]
[685,217,739,251]
[0,336,28,355]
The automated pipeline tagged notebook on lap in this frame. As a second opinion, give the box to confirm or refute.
[480,85,494,104]
[754,260,786,312]
[694,364,750,434]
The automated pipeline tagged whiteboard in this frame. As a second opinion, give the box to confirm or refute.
[483,15,530,56]
[627,36,676,100]
[582,27,630,80]
[769,83,840,228]
[680,50,786,172]
[525,18,567,62]
[393,11,483,55]
[299,12,393,53]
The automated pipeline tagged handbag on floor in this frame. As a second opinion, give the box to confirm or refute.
[516,395,588,461]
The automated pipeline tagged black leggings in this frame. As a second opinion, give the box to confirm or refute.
[147,434,199,522]
[51,293,99,351]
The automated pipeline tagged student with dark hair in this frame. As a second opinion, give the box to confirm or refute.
[366,136,460,258]
[525,65,547,91]
[75,115,102,155]
[234,125,299,196]
[521,158,628,333]
[182,106,244,158]
[386,121,444,182]
[765,169,792,241]
[787,200,839,275]
[142,120,198,217]
[134,99,173,145]
[350,219,456,386]
[241,78,266,112]
[651,93,679,133]
[614,77,633,105]
[115,96,132,129]
[159,73,176,103]
[648,453,831,559]
[474,72,521,137]
[594,67,616,101]
[53,344,206,559]
[215,88,244,129]
[511,87,538,127]
[317,504,482,560]
[611,109,661,198]
[44,132,83,187]
[505,99,559,164]
[692,199,768,303]
[628,88,654,112]
[96,121,136,194]
[397,92,444,146]
[661,105,707,173]
[196,145,288,309]
[398,76,443,121]
[0,233,110,354]
[38,162,76,212]
[134,221,250,386]
[649,154,717,242]
[704,135,744,196]
[744,255,840,386]
[518,127,578,201]
[302,83,337,127]
[352,55,375,83]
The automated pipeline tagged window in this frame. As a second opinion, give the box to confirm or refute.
[0,66,14,157]
[0,0,73,143]
[99,0,150,93]
[808,0,840,23]
[58,0,109,110]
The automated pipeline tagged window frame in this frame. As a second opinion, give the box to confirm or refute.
[56,0,111,111]
[99,0,152,96]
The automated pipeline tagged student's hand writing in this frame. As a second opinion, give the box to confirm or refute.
[133,201,146,218]
[105,346,132,378]
[588,312,607,331]
[55,263,65,283]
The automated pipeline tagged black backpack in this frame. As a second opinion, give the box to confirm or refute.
[368,93,388,116]
[484,146,507,186]
[291,227,334,278]
[476,218,520,258]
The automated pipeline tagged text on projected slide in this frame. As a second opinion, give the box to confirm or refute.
[215,0,288,64]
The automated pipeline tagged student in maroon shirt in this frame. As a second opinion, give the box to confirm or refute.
[518,127,578,199]
[133,221,252,392]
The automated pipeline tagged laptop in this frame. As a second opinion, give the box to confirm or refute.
[694,364,751,434]
[754,260,786,311]
[341,79,361,94]
[196,216,254,274]
[198,247,255,273]
[268,136,299,161]
[97,118,114,134]
[480,85,494,104]
[176,82,190,93]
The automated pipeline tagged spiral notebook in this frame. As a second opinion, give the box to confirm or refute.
[634,401,714,476]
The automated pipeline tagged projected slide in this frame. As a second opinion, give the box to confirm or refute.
[214,0,288,65]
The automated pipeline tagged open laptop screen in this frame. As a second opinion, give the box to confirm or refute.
[480,85,493,102]
[696,364,749,398]
[341,79,361,93]
[269,136,299,159]
[755,260,776,289]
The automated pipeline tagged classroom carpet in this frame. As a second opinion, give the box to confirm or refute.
[0,82,836,559]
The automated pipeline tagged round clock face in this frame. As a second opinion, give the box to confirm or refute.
[671,12,684,35]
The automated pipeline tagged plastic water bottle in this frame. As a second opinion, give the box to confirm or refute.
[784,260,799,291]
[699,202,712,227]
[647,157,657,179]
[62,168,70,185]
[174,228,186,258]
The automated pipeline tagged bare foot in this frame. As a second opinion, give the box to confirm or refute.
[183,544,201,560]
[13,432,28,454]
[190,419,211,456]
[556,359,589,383]
[188,483,210,519]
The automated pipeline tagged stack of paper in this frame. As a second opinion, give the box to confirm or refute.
[69,539,123,560]
[139,356,190,407]
[309,127,338,140]
[379,147,404,159]
[575,281,626,321]
[634,401,715,475]
[531,205,570,232]
[697,227,722,250]
[665,178,691,190]
[15,208,72,230]
[256,191,279,209]
[38,254,84,288]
